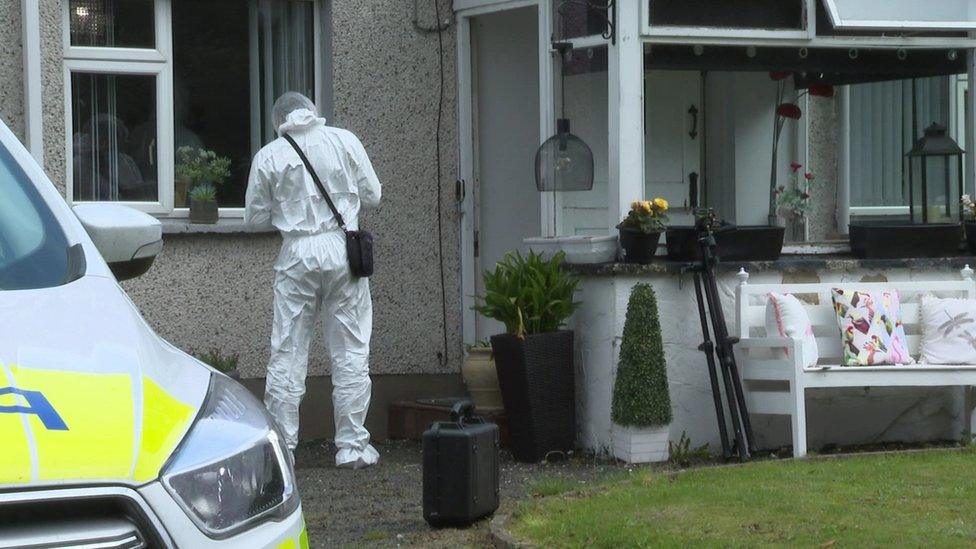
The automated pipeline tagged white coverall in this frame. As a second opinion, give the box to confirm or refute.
[245,98,381,468]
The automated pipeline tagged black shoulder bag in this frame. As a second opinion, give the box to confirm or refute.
[283,134,374,278]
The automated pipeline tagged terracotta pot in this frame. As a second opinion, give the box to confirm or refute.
[175,178,190,207]
[189,198,218,224]
[461,347,503,412]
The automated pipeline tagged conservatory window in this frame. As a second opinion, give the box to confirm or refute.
[848,76,957,218]
[823,0,976,31]
[555,45,610,236]
[63,0,321,214]
[646,0,806,31]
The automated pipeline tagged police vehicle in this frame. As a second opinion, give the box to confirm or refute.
[0,118,306,547]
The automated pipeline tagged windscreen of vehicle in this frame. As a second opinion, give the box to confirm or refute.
[0,143,73,290]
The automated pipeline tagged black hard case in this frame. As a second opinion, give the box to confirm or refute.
[422,401,500,527]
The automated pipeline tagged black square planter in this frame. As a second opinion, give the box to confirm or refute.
[665,225,785,262]
[489,331,575,462]
[849,222,962,259]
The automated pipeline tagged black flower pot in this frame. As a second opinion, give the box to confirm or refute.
[849,222,962,259]
[490,331,575,462]
[665,225,785,262]
[966,221,976,255]
[618,228,661,264]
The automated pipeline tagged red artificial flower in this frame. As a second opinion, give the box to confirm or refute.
[809,84,835,98]
[769,71,792,81]
[804,172,815,181]
[776,103,802,119]
[790,161,803,172]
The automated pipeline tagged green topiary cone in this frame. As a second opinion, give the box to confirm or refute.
[611,282,672,427]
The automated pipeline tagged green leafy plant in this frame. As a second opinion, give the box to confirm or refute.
[617,198,670,234]
[195,348,239,373]
[611,283,672,427]
[473,250,580,338]
[176,146,232,187]
[668,431,710,467]
[188,183,217,202]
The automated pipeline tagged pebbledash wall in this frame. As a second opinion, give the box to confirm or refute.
[0,0,463,441]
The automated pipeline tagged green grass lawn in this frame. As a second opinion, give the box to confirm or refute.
[512,449,976,548]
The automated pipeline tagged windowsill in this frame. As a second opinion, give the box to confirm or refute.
[160,217,277,235]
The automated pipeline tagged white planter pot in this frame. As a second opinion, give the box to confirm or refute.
[612,423,670,464]
[523,236,562,259]
[560,235,619,264]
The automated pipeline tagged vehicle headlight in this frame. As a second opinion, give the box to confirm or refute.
[161,374,298,538]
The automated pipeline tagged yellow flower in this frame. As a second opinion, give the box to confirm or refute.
[631,200,642,212]
[653,198,669,211]
[640,201,653,214]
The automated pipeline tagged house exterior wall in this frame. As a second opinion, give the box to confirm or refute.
[806,96,840,241]
[0,2,23,140]
[5,0,461,379]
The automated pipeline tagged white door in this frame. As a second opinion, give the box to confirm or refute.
[644,70,702,226]
[468,7,542,342]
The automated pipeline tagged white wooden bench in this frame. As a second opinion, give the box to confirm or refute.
[734,265,976,457]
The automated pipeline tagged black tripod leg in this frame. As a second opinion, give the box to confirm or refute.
[701,265,750,460]
[693,272,732,459]
[703,269,756,454]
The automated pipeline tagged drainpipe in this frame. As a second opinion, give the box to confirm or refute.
[21,0,43,165]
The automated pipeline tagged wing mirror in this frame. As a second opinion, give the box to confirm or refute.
[73,204,162,281]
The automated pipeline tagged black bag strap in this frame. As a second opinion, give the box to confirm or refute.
[282,133,346,232]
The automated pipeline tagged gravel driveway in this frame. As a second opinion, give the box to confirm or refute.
[294,440,629,548]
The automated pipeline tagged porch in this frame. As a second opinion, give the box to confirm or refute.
[454,0,976,454]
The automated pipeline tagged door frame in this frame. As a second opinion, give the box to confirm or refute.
[456,0,555,345]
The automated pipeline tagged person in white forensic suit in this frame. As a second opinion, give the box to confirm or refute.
[245,92,381,469]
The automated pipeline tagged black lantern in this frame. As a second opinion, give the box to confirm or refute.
[907,122,965,223]
[534,118,594,191]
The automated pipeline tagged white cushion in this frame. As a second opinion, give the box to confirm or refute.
[765,292,819,368]
[919,296,976,365]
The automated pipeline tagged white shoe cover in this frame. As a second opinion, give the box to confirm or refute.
[335,444,380,469]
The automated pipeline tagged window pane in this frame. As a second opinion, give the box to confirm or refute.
[825,0,976,30]
[553,0,610,40]
[69,0,155,48]
[0,144,71,291]
[71,73,157,202]
[849,77,949,211]
[556,45,609,236]
[648,0,804,30]
[172,0,316,208]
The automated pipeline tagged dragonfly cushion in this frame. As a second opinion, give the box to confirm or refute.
[831,288,911,366]
[919,296,976,365]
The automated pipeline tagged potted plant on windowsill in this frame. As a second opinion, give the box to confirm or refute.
[474,250,580,462]
[964,195,976,255]
[188,183,219,224]
[617,198,668,264]
[176,146,231,224]
[611,283,672,463]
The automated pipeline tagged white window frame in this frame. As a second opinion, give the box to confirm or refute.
[641,0,817,41]
[823,0,976,32]
[62,0,322,219]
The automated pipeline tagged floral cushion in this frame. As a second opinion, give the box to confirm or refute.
[831,288,910,366]
[919,296,976,365]
[765,293,819,368]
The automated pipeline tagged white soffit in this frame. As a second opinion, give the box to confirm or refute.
[824,0,976,31]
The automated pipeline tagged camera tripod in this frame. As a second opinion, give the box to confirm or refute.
[682,210,755,461]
